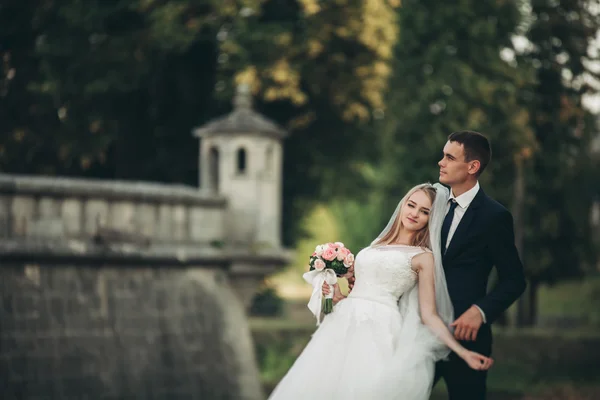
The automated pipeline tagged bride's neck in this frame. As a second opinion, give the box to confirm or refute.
[394,229,415,246]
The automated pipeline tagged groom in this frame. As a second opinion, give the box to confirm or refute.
[434,130,526,399]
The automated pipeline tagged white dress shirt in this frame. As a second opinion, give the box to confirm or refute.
[445,181,487,323]
[444,181,480,249]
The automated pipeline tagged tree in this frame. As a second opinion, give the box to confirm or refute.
[332,0,535,255]
[0,0,402,245]
[517,0,600,325]
[0,0,220,181]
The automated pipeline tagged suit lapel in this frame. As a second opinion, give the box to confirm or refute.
[443,188,486,263]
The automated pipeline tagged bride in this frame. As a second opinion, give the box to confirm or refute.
[268,183,494,400]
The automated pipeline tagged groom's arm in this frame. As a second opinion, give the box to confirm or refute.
[474,209,527,324]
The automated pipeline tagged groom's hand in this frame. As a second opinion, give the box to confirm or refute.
[450,306,483,341]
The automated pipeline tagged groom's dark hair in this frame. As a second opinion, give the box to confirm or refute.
[448,130,491,176]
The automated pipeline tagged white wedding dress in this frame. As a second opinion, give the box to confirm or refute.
[268,245,441,400]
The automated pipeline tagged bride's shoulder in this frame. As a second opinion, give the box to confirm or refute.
[411,246,432,256]
[409,248,434,267]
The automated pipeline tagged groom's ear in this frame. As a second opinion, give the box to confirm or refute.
[468,160,481,176]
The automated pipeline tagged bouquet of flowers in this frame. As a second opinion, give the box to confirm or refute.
[302,242,355,325]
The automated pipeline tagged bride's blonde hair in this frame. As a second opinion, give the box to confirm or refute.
[373,183,437,249]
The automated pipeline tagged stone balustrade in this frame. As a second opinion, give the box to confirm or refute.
[0,174,227,245]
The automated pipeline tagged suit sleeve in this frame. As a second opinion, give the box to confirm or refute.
[474,209,527,324]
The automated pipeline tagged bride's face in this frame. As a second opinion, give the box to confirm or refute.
[400,190,432,232]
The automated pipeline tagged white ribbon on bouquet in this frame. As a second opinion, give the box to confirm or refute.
[302,268,338,326]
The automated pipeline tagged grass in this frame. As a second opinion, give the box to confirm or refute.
[249,317,316,332]
[536,275,600,327]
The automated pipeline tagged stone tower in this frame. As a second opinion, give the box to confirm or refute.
[193,84,287,247]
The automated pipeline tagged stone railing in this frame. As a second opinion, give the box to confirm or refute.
[0,174,227,245]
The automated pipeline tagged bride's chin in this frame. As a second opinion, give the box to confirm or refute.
[404,224,422,232]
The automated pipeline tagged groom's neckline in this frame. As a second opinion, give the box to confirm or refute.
[450,181,480,209]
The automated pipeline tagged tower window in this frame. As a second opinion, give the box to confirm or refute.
[237,147,247,174]
[209,146,219,191]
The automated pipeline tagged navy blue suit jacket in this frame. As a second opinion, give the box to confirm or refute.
[442,187,527,354]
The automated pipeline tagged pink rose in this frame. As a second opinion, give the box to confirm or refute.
[341,247,351,256]
[344,253,355,268]
[322,247,337,261]
[314,258,326,271]
[327,243,337,250]
[335,241,345,248]
[336,250,345,261]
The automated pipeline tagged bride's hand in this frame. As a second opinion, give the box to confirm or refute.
[460,350,494,371]
[322,282,344,302]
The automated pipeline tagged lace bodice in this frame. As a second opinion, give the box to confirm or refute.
[347,245,427,307]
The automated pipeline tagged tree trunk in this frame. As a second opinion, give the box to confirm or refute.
[528,280,538,325]
[513,155,528,327]
[517,283,538,326]
[496,310,508,326]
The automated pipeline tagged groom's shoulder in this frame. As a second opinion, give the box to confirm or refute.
[481,192,512,217]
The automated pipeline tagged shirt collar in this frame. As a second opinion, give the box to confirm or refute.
[449,181,480,209]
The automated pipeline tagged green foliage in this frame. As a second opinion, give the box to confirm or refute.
[329,196,386,253]
[308,253,349,277]
[249,282,285,317]
[269,205,339,291]
[251,325,312,389]
[0,0,220,181]
[536,275,600,327]
[520,0,600,283]
[335,201,382,248]
[329,0,536,253]
[382,0,534,200]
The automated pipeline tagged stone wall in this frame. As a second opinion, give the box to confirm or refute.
[0,174,291,400]
[0,241,284,400]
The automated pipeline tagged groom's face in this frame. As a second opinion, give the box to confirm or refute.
[438,141,469,186]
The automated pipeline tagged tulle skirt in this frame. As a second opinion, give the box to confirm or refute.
[267,295,436,400]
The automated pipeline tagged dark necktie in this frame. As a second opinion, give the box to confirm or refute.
[441,199,458,253]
